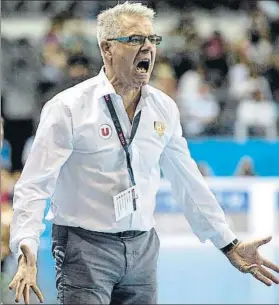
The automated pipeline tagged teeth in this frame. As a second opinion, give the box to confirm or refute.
[136,67,147,73]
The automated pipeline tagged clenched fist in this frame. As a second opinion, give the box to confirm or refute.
[9,244,44,304]
[225,236,279,286]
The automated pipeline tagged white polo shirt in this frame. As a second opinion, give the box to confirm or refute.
[10,68,236,258]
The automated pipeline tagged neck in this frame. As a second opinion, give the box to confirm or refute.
[115,85,141,110]
[105,67,141,109]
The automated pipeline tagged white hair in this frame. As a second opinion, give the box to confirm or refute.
[96,1,155,48]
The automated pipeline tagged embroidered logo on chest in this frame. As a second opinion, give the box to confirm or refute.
[154,121,166,137]
[99,124,112,139]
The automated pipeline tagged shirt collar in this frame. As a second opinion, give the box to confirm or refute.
[95,66,149,107]
[95,67,116,100]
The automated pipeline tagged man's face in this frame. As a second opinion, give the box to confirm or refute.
[104,14,157,88]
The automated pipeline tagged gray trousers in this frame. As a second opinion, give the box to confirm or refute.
[52,224,160,304]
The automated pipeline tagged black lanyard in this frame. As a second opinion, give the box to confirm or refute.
[103,94,141,187]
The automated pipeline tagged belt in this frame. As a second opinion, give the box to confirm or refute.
[108,230,146,239]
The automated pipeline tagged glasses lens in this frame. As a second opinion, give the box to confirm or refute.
[148,35,162,45]
[129,35,145,45]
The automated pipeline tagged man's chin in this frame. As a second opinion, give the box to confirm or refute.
[133,74,150,86]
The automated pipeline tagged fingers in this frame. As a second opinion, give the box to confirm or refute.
[15,281,21,302]
[253,236,272,248]
[9,274,21,290]
[23,284,30,305]
[31,284,44,303]
[259,266,279,284]
[9,278,18,291]
[250,268,272,286]
[9,276,42,304]
[15,279,26,303]
[239,264,258,273]
[262,258,279,273]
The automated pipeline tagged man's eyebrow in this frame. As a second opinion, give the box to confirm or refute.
[125,33,142,36]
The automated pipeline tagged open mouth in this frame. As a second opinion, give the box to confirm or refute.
[136,59,150,74]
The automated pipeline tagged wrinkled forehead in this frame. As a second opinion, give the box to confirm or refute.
[117,14,154,36]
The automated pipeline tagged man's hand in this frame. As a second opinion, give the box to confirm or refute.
[8,244,44,304]
[225,236,279,286]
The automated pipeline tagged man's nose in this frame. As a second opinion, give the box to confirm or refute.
[141,37,154,51]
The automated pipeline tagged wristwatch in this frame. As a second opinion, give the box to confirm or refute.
[220,238,240,254]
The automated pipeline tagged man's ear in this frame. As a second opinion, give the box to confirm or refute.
[100,41,112,61]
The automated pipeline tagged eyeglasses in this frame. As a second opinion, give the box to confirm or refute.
[107,34,162,46]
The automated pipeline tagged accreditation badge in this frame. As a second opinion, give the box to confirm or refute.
[113,186,138,221]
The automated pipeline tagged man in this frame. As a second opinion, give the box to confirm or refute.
[9,2,279,304]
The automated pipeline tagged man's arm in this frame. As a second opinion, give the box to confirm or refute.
[159,102,279,286]
[159,102,236,249]
[10,98,74,260]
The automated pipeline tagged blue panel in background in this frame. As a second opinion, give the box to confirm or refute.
[212,190,249,212]
[155,189,249,213]
[2,138,278,176]
[187,139,279,176]
[155,191,182,213]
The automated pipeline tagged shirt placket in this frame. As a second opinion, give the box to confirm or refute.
[112,96,144,228]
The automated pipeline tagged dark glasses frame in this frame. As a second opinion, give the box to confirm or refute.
[107,34,162,45]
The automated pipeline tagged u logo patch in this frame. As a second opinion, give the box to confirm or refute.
[99,124,112,139]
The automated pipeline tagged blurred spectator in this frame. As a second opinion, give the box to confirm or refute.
[39,42,68,99]
[201,30,229,88]
[66,53,91,81]
[1,1,279,174]
[184,31,203,67]
[1,203,16,304]
[1,169,15,205]
[176,63,205,102]
[1,115,21,203]
[43,53,91,101]
[197,161,214,177]
[228,51,250,101]
[62,18,94,58]
[0,116,3,150]
[166,14,201,79]
[2,57,37,171]
[232,64,273,101]
[38,12,69,107]
[235,89,278,141]
[43,11,68,46]
[245,28,273,73]
[265,52,279,102]
[179,82,220,138]
[1,138,12,171]
[234,156,257,176]
[151,56,177,98]
[249,8,270,40]
[1,204,13,265]
[177,64,221,137]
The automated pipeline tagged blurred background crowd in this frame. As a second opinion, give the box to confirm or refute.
[2,0,279,170]
[1,1,279,302]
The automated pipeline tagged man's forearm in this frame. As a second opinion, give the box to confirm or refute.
[10,197,47,262]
